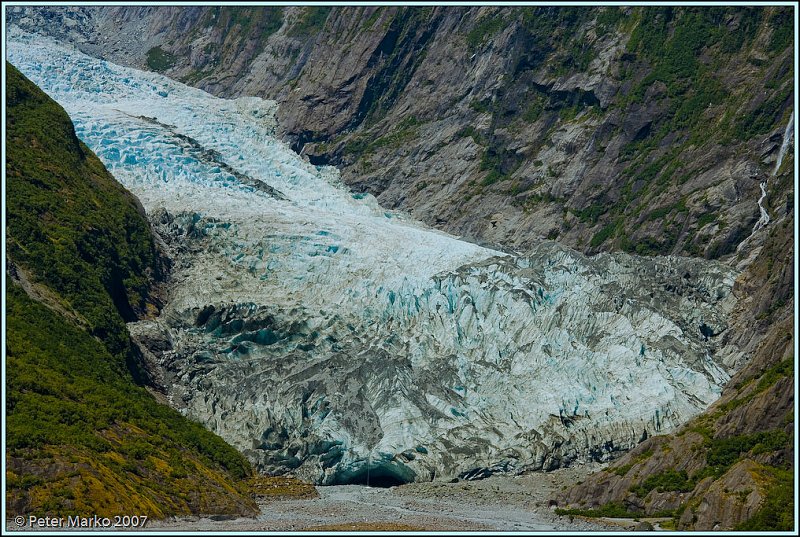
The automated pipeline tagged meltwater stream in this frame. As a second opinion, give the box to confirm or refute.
[8,31,740,485]
[753,112,794,234]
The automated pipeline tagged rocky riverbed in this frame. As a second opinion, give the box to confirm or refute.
[145,464,624,532]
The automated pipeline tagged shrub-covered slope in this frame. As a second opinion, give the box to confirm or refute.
[6,6,794,529]
[5,63,257,518]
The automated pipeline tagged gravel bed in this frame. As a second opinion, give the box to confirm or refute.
[144,463,624,532]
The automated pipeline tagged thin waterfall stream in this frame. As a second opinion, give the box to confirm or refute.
[752,112,794,235]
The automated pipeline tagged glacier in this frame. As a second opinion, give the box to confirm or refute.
[8,30,741,485]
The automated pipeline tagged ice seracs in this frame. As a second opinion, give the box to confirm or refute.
[8,31,741,484]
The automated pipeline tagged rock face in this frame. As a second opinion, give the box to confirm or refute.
[7,6,795,264]
[9,34,745,486]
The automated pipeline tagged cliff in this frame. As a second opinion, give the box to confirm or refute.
[554,208,794,530]
[5,5,794,530]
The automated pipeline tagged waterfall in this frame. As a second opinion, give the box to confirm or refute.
[752,112,794,235]
[752,181,770,233]
[773,112,794,176]
[3,30,745,485]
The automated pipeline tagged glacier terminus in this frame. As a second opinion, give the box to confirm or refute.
[8,30,743,486]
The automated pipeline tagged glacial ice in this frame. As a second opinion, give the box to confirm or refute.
[8,31,741,484]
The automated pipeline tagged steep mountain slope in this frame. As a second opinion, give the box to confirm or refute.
[8,5,794,262]
[5,63,256,518]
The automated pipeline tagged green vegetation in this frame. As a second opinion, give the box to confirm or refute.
[361,7,383,31]
[628,8,719,84]
[574,204,607,225]
[7,283,250,475]
[717,358,793,413]
[248,475,319,500]
[767,8,794,53]
[145,46,176,72]
[6,63,158,359]
[352,9,437,126]
[6,284,253,516]
[626,9,731,138]
[754,358,793,393]
[705,430,790,470]
[696,212,716,229]
[197,7,284,61]
[556,502,677,521]
[455,125,486,145]
[720,9,763,53]
[612,463,634,476]
[590,220,618,247]
[478,144,519,187]
[585,7,785,255]
[620,428,791,505]
[522,95,546,123]
[181,67,214,86]
[596,409,792,523]
[257,7,284,38]
[616,6,788,160]
[518,7,596,76]
[5,63,254,517]
[469,99,491,114]
[735,466,793,530]
[344,116,422,157]
[466,12,506,50]
[289,6,332,37]
[586,134,691,253]
[508,9,794,524]
[630,469,694,497]
[595,7,625,37]
[561,39,597,73]
[202,6,283,38]
[731,84,793,142]
[572,418,794,520]
[608,447,654,476]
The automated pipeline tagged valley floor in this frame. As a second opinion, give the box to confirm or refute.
[144,463,622,532]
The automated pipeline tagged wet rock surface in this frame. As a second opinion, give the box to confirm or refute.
[555,217,794,531]
[7,9,794,531]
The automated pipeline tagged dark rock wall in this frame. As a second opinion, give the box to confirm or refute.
[8,6,795,262]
